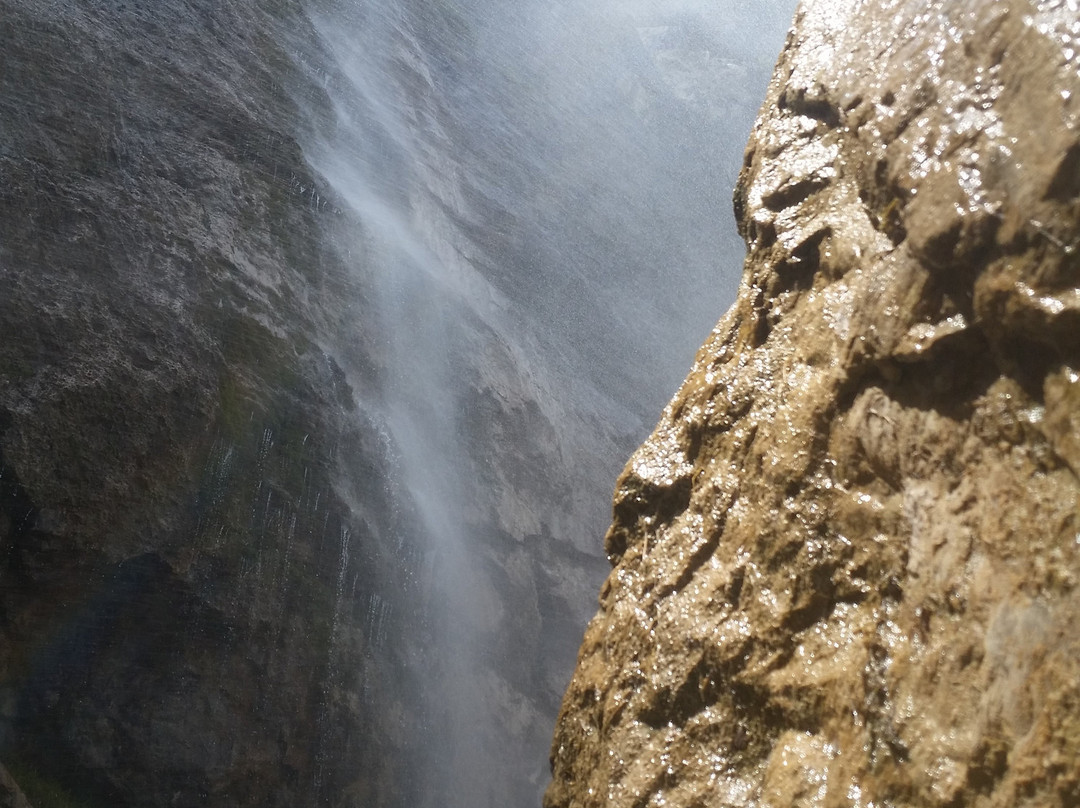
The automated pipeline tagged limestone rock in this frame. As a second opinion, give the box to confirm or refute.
[547,2,1080,806]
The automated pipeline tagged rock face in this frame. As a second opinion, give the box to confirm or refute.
[0,0,790,806]
[547,2,1080,807]
[0,0,613,804]
[0,2,426,805]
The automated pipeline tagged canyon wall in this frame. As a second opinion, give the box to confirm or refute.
[547,1,1080,806]
[0,2,429,805]
[0,0,611,803]
[0,1,791,806]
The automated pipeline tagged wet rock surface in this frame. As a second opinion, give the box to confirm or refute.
[547,2,1080,807]
[0,2,424,806]
[0,0,790,806]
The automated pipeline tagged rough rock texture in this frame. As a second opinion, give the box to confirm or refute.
[0,2,429,805]
[547,2,1080,807]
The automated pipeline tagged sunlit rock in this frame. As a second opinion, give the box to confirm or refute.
[547,1,1080,806]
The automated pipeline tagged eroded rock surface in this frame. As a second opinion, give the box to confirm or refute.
[547,2,1080,806]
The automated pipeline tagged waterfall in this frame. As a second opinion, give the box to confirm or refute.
[0,0,795,805]
[290,0,796,805]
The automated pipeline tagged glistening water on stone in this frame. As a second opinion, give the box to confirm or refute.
[548,1,1080,807]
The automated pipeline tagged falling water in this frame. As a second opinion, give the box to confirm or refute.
[0,0,797,803]
[288,0,797,805]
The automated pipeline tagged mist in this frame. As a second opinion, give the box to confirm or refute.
[0,0,796,804]
[292,0,798,805]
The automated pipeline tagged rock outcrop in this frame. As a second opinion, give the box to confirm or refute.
[547,2,1080,806]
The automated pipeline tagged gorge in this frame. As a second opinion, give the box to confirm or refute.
[4,0,1078,806]
[0,0,794,806]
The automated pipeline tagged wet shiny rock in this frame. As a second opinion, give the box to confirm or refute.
[547,1,1080,806]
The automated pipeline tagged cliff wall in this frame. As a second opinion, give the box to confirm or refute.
[547,1,1080,806]
[0,1,786,806]
[0,2,430,804]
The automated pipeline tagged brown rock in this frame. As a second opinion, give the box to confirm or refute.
[546,2,1080,807]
